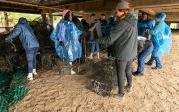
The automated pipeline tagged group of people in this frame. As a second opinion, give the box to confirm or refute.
[5,0,172,99]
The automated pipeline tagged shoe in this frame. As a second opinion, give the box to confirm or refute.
[71,70,76,75]
[152,66,162,70]
[133,71,144,76]
[113,93,125,100]
[88,53,93,60]
[33,69,38,76]
[145,62,152,66]
[97,52,100,59]
[27,73,33,81]
[125,84,132,93]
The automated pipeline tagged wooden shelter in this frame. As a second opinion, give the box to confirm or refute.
[0,0,179,22]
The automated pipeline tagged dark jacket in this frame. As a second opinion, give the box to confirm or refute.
[97,14,138,61]
[6,17,39,49]
[88,20,102,43]
[138,19,154,38]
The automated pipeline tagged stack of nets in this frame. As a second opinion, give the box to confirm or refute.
[89,59,117,96]
[0,69,28,112]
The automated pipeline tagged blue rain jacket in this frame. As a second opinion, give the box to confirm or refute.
[151,13,172,57]
[6,17,39,49]
[50,19,82,62]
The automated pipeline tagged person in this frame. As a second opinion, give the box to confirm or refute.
[97,1,138,99]
[133,13,154,76]
[138,13,154,38]
[99,14,109,37]
[81,19,89,32]
[5,17,40,81]
[134,38,153,76]
[146,13,172,69]
[88,13,102,60]
[50,9,82,75]
[107,16,117,57]
[72,15,83,31]
[80,19,90,62]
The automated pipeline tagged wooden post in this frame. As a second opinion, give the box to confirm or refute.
[4,12,10,31]
[47,12,53,26]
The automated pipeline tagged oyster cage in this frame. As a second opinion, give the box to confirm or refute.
[88,59,118,96]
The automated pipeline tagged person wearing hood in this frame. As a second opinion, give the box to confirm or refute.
[146,13,172,69]
[50,9,82,75]
[97,1,138,99]
[5,17,40,81]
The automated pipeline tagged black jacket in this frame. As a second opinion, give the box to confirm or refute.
[97,14,138,61]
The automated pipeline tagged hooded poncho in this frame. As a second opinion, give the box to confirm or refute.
[151,13,172,57]
[50,19,82,62]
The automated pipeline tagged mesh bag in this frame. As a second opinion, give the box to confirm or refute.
[0,69,28,112]
[89,59,117,96]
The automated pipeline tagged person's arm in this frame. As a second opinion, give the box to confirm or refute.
[97,21,127,45]
[6,25,21,41]
[138,20,153,29]
[95,21,103,38]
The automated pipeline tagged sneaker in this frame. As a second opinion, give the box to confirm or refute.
[33,72,38,76]
[27,73,33,81]
[33,69,38,76]
[152,66,162,70]
[125,84,132,93]
[87,56,93,60]
[133,71,144,76]
[145,62,152,66]
[71,70,76,75]
[113,93,125,100]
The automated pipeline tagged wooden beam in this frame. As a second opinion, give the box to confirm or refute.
[0,0,59,10]
[132,0,179,7]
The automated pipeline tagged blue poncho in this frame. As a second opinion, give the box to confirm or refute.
[151,13,172,57]
[50,19,82,62]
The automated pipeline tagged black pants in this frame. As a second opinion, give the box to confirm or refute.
[107,46,112,57]
[115,60,132,95]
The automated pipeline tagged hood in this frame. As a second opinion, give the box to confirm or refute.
[124,14,137,27]
[18,17,28,24]
[156,13,166,22]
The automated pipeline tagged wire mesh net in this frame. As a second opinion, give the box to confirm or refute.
[0,69,28,112]
[88,59,117,96]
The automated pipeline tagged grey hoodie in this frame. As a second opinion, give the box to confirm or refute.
[97,14,138,61]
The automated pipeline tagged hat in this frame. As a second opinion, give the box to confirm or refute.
[116,0,130,10]
[62,9,70,18]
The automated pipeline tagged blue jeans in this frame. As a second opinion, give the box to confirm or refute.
[137,44,153,73]
[91,43,99,54]
[147,46,162,68]
[25,48,39,73]
[147,56,162,68]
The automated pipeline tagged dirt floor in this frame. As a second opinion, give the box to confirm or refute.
[10,32,179,112]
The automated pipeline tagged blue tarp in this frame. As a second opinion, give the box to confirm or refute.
[51,19,82,62]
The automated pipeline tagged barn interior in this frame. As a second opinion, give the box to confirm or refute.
[0,0,179,112]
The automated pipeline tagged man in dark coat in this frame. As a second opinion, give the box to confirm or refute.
[5,17,39,81]
[97,1,138,99]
